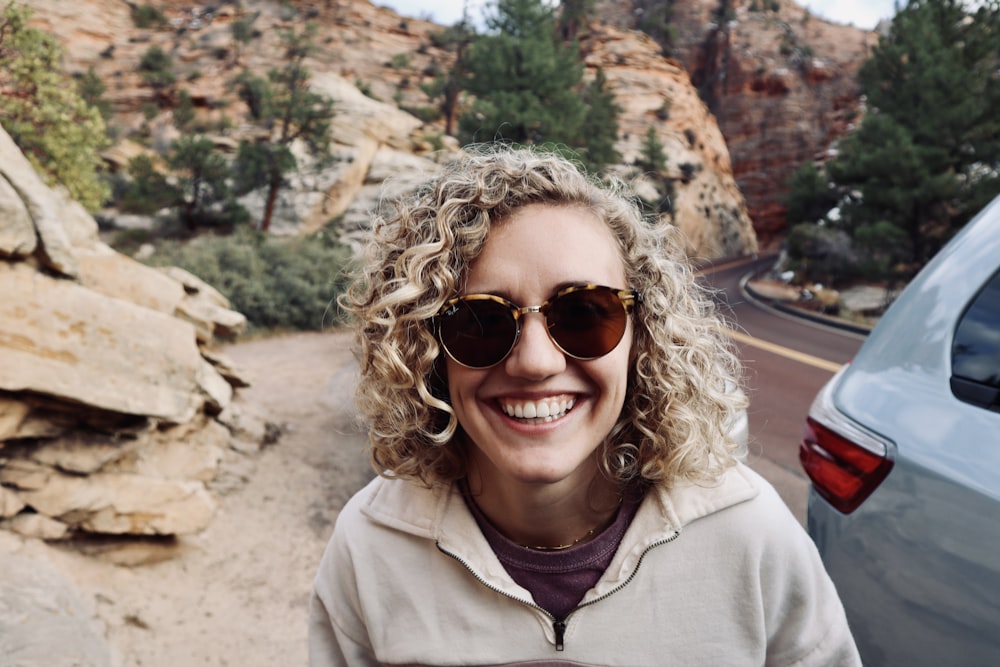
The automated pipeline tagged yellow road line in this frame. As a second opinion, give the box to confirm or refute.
[694,257,754,275]
[728,329,844,373]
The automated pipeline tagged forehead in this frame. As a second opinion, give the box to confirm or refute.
[466,204,626,294]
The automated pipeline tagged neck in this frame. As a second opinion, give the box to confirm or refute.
[465,464,622,550]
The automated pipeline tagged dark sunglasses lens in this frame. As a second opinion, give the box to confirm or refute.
[438,299,517,367]
[548,288,628,358]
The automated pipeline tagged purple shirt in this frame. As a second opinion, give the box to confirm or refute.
[464,488,643,620]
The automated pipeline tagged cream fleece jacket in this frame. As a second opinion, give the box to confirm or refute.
[309,463,861,666]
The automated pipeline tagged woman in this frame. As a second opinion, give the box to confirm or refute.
[309,145,860,665]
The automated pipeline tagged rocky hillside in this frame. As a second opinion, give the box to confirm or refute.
[24,0,880,251]
[597,0,875,247]
[26,0,759,259]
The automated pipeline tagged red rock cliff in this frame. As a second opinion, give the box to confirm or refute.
[598,0,876,248]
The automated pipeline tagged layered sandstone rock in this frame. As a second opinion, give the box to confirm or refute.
[0,123,256,539]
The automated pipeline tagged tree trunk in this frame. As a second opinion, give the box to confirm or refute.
[261,181,279,232]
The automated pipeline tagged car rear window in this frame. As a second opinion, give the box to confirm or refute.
[951,269,1000,410]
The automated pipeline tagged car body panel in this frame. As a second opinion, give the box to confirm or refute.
[805,195,1000,665]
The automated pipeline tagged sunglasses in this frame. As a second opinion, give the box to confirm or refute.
[434,284,639,369]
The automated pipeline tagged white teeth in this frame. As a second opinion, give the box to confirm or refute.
[501,398,574,423]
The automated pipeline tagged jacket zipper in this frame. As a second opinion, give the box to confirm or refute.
[437,544,560,639]
[438,529,680,652]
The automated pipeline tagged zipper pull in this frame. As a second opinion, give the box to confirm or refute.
[553,619,567,651]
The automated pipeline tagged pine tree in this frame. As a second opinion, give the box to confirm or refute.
[0,3,110,211]
[120,154,179,215]
[633,0,678,56]
[784,162,838,225]
[422,19,476,137]
[828,0,1000,277]
[168,136,246,229]
[558,0,595,42]
[173,89,196,132]
[75,67,113,122]
[230,11,259,67]
[233,22,335,231]
[638,126,667,174]
[458,0,586,147]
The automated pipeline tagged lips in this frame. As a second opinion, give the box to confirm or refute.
[499,396,576,422]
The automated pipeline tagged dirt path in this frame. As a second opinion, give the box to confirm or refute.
[8,330,373,667]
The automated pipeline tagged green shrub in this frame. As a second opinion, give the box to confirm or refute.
[119,154,179,214]
[784,223,860,286]
[424,132,447,152]
[131,4,166,29]
[139,45,175,89]
[400,104,442,123]
[389,53,410,70]
[783,162,838,225]
[144,229,354,332]
[355,79,378,100]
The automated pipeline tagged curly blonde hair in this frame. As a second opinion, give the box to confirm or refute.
[342,144,747,490]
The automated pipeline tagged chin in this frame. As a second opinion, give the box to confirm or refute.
[501,457,596,487]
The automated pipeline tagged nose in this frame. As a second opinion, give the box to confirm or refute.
[504,311,566,378]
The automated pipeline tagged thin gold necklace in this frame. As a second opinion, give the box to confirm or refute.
[522,526,600,552]
[520,496,624,552]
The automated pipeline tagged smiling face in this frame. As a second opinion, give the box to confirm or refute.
[446,203,633,499]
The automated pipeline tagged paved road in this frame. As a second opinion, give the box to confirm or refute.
[700,256,868,524]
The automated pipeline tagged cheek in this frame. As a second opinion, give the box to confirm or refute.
[596,347,633,404]
[443,360,486,410]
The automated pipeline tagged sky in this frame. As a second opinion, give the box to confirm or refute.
[379,1,898,30]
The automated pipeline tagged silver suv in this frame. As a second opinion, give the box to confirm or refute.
[800,195,1000,665]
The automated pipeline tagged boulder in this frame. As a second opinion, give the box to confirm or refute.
[0,550,113,666]
[75,246,187,317]
[0,124,80,277]
[0,417,235,536]
[0,121,254,541]
[159,266,249,342]
[0,262,229,424]
[73,250,249,345]
[313,71,424,151]
[1,460,216,536]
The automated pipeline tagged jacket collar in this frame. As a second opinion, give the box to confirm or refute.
[358,462,762,544]
[357,463,761,604]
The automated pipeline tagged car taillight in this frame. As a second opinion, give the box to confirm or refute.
[800,416,893,514]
